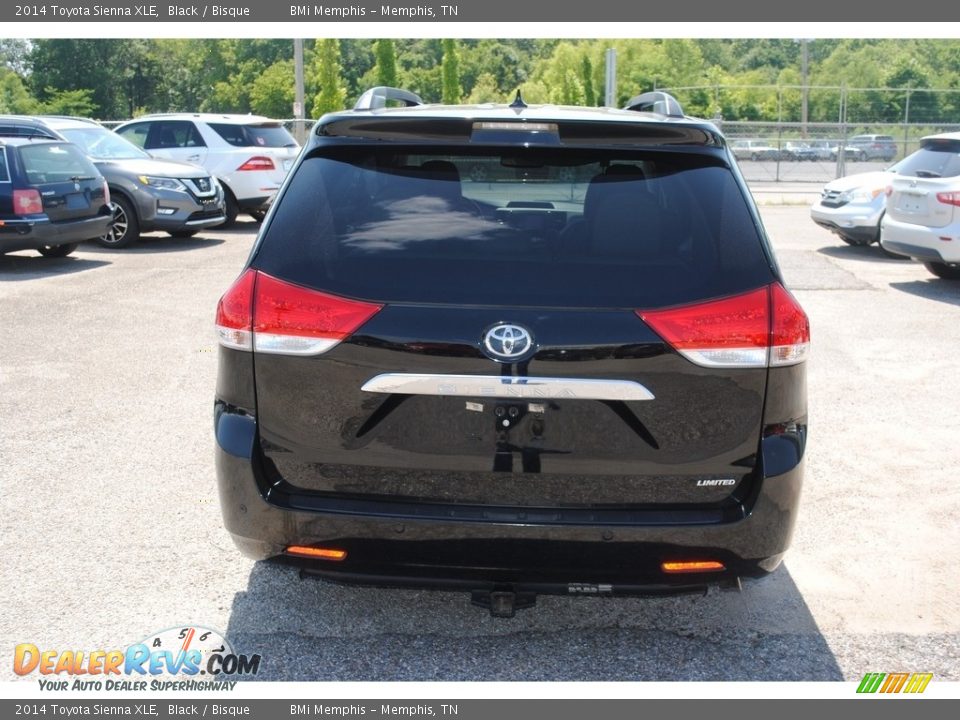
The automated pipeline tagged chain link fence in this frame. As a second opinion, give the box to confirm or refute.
[718,121,960,183]
[663,84,960,182]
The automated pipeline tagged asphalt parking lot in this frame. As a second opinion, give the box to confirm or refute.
[2,200,959,682]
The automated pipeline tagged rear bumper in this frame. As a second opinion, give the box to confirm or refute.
[0,213,112,253]
[215,404,804,591]
[881,217,960,263]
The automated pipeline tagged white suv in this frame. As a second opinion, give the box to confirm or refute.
[114,114,299,227]
[882,132,960,279]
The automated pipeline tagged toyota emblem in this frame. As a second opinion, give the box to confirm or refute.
[483,324,533,361]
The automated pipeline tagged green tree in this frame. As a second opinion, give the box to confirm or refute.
[0,68,38,114]
[250,60,295,118]
[466,73,499,104]
[375,39,398,87]
[581,56,596,106]
[441,39,461,104]
[39,87,96,116]
[313,39,346,117]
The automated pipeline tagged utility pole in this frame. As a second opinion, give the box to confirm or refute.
[293,38,305,144]
[801,39,809,137]
[604,48,617,107]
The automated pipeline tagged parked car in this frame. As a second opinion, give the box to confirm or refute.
[806,140,835,161]
[811,163,902,250]
[114,114,299,227]
[730,139,780,161]
[780,141,818,161]
[0,116,226,248]
[213,87,810,615]
[840,134,898,162]
[881,132,960,279]
[0,136,111,258]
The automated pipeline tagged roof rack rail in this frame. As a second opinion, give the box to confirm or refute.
[354,86,424,111]
[623,91,685,118]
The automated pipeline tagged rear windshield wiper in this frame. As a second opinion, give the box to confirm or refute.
[914,170,942,178]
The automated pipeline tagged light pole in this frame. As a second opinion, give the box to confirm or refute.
[801,39,809,137]
[293,38,305,144]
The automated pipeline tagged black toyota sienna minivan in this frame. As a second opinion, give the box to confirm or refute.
[214,88,808,615]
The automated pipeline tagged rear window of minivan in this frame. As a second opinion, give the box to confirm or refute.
[253,147,774,309]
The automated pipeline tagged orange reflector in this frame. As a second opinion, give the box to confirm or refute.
[661,560,725,574]
[286,546,347,561]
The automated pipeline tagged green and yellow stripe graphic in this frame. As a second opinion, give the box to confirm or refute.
[857,672,933,694]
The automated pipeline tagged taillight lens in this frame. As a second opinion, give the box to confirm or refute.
[769,283,810,366]
[215,268,256,351]
[237,156,275,172]
[215,269,383,356]
[936,192,960,207]
[638,283,809,368]
[13,189,43,215]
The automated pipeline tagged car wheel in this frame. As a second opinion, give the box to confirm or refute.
[216,190,239,229]
[751,153,759,161]
[168,229,198,238]
[96,196,140,249]
[923,261,960,280]
[839,234,873,247]
[37,243,78,258]
[857,151,867,162]
[249,209,267,223]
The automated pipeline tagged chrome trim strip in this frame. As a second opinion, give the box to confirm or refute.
[361,373,654,401]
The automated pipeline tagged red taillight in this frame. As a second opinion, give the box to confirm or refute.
[215,268,257,351]
[237,156,275,172]
[769,283,810,366]
[638,283,809,368]
[215,269,383,356]
[936,192,960,207]
[13,189,43,215]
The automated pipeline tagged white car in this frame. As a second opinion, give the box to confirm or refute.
[881,132,960,279]
[811,167,900,250]
[114,114,299,227]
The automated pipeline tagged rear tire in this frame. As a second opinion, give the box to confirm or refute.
[38,243,77,258]
[249,209,267,223]
[924,261,960,279]
[96,196,140,249]
[216,190,239,229]
[839,234,872,247]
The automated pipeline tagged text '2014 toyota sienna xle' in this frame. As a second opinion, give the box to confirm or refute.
[214,88,809,616]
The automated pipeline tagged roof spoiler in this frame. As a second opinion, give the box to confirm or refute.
[354,86,425,111]
[623,91,684,118]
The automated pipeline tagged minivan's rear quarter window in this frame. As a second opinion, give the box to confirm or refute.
[254,148,773,308]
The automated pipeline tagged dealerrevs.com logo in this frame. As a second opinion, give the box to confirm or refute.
[13,625,261,691]
[857,672,933,694]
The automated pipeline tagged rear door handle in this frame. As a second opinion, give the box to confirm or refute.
[187,154,200,162]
